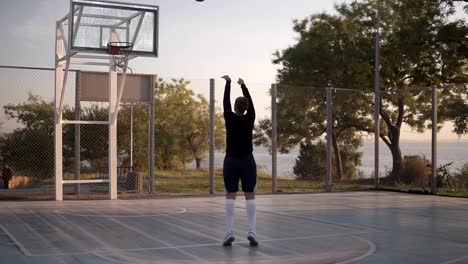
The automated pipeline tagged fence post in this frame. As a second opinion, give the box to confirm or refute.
[209,79,215,194]
[54,21,64,201]
[148,75,156,193]
[271,83,278,193]
[74,72,81,195]
[431,85,438,194]
[326,83,332,192]
[374,0,381,190]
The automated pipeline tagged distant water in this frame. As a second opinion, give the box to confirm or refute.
[191,140,468,178]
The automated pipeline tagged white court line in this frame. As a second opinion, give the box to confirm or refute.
[54,208,187,218]
[53,209,116,252]
[93,234,375,264]
[26,230,378,257]
[111,206,277,261]
[336,235,377,264]
[322,200,468,222]
[172,206,275,240]
[0,224,33,256]
[93,253,129,264]
[441,256,468,264]
[202,200,381,239]
[8,208,67,257]
[261,210,380,232]
[207,200,380,233]
[86,208,211,264]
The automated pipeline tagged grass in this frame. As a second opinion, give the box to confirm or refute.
[149,168,374,194]
[58,169,468,198]
[6,169,467,199]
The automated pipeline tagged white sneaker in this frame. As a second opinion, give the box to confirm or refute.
[223,233,235,246]
[247,232,258,247]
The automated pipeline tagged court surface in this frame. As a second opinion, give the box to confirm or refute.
[1,191,467,264]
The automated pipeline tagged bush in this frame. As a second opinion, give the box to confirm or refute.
[455,162,468,189]
[293,140,362,180]
[293,141,327,180]
[399,155,431,188]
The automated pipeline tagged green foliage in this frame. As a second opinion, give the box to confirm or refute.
[267,0,467,178]
[62,105,111,171]
[1,94,55,178]
[455,162,468,188]
[0,77,226,178]
[293,141,327,180]
[154,78,225,169]
[442,95,468,135]
[399,155,431,187]
[293,140,363,180]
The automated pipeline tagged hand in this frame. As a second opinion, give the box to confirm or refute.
[221,75,231,82]
[237,78,245,85]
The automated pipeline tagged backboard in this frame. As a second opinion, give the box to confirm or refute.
[78,71,152,103]
[69,0,158,57]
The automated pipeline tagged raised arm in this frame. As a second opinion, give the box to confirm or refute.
[222,75,232,114]
[239,79,255,122]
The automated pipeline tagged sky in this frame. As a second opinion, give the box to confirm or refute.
[0,0,340,83]
[0,0,466,141]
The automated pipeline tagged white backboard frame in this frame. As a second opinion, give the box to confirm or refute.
[69,0,159,57]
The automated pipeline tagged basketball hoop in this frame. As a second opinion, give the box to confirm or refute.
[107,42,134,71]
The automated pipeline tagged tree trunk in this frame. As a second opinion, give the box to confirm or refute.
[390,143,403,181]
[331,133,344,182]
[388,124,403,182]
[195,158,202,169]
[380,97,404,183]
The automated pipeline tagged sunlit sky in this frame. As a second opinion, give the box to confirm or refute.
[0,0,466,141]
[0,0,341,82]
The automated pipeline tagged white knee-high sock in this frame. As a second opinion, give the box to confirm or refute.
[246,199,256,235]
[225,199,235,236]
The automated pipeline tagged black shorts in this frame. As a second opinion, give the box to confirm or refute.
[223,154,257,193]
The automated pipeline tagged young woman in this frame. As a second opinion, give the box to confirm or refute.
[221,75,258,247]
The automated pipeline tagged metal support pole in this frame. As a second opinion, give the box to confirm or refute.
[130,104,134,166]
[109,59,118,200]
[431,85,438,194]
[74,72,81,195]
[148,75,155,193]
[271,84,278,193]
[374,0,381,189]
[326,84,332,192]
[209,79,215,194]
[55,21,64,201]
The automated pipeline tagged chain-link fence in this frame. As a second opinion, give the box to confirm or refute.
[323,85,468,195]
[375,87,468,195]
[151,77,213,193]
[269,84,327,192]
[0,67,64,198]
[0,66,155,199]
[1,65,466,199]
[325,88,376,192]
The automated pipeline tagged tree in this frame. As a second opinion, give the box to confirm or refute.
[267,0,467,181]
[373,0,467,179]
[294,140,363,180]
[62,104,111,171]
[442,91,468,135]
[294,141,327,180]
[117,105,151,168]
[255,10,374,180]
[154,78,225,169]
[1,94,55,178]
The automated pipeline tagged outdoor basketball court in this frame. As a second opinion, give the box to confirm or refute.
[1,191,467,264]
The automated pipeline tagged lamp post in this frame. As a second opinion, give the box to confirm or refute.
[374,0,381,188]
